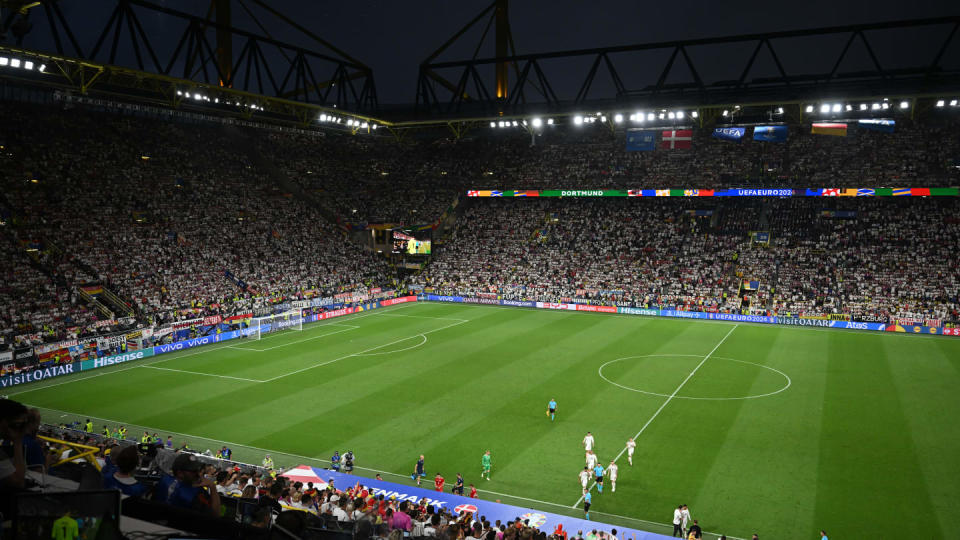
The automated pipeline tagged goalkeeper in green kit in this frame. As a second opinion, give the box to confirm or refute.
[480,450,492,480]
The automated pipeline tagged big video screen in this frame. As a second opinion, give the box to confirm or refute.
[393,230,431,255]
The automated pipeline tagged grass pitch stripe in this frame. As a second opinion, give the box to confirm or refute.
[259,317,470,383]
[572,324,739,508]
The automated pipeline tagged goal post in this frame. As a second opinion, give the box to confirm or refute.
[245,310,304,340]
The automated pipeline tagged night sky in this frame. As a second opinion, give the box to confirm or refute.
[8,0,958,104]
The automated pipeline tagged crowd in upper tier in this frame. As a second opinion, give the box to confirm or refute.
[1,100,958,347]
[412,197,960,323]
[0,103,391,346]
[260,116,960,225]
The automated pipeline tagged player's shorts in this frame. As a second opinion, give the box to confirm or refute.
[483,465,491,472]
[595,476,603,483]
[627,449,635,455]
[610,476,617,482]
[549,408,556,414]
[584,503,591,512]
[345,465,353,472]
[581,480,588,488]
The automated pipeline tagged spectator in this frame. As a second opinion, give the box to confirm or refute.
[152,453,221,516]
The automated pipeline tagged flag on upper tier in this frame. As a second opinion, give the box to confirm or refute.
[490,190,503,197]
[753,125,788,142]
[811,123,847,136]
[712,127,745,142]
[858,118,895,133]
[625,129,656,151]
[661,130,692,149]
[467,190,479,197]
[856,188,875,196]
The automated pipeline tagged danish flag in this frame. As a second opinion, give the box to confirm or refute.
[661,130,692,149]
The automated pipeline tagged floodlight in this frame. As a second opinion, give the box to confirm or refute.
[614,114,623,123]
[899,101,908,109]
[951,100,958,106]
[691,111,698,118]
[831,104,841,113]
[10,58,20,68]
[935,100,945,107]
[647,113,655,121]
[38,64,45,72]
[547,118,554,125]
[490,121,496,128]
[532,118,543,127]
[0,57,8,66]
[24,61,33,70]
[805,105,813,113]
[859,104,867,111]
[574,116,583,125]
[871,103,881,110]
[820,104,830,113]
[668,112,675,119]
[722,110,729,117]
[676,111,685,119]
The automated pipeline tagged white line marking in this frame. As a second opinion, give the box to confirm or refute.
[260,318,470,383]
[228,325,360,352]
[27,403,744,540]
[375,313,469,322]
[598,354,791,400]
[139,365,264,382]
[6,339,242,397]
[572,324,739,508]
[354,334,428,356]
[6,304,420,397]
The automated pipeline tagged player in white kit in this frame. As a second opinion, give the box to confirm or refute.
[578,467,591,490]
[582,432,595,451]
[625,437,636,466]
[606,461,618,492]
[585,450,598,470]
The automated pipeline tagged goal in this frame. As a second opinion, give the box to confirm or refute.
[245,310,304,340]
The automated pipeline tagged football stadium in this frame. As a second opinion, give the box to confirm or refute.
[1,2,959,539]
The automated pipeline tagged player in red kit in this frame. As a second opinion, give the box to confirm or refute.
[434,473,445,492]
[469,484,478,498]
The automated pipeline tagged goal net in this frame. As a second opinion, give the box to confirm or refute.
[245,310,304,340]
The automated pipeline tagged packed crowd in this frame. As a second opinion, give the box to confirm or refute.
[0,102,393,345]
[262,117,960,225]
[413,197,960,323]
[2,99,959,346]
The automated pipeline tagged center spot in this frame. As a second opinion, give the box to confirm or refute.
[598,354,790,401]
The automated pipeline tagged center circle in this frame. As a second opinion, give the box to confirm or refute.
[598,354,791,401]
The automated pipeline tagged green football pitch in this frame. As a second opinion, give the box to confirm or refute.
[10,302,960,539]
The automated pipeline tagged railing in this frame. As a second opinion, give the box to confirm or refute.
[77,285,115,319]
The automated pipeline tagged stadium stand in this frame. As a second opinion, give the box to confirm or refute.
[2,100,959,350]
